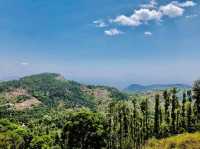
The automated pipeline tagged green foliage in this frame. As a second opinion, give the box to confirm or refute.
[192,80,200,123]
[16,95,30,103]
[1,75,200,149]
[61,108,108,149]
[0,119,31,149]
[30,135,53,149]
[0,73,127,110]
[163,90,170,125]
[146,132,200,149]
[154,94,160,138]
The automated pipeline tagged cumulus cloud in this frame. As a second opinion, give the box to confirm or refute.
[104,28,124,36]
[113,15,141,27]
[159,3,184,18]
[93,20,107,28]
[144,31,152,36]
[111,0,196,27]
[114,8,162,27]
[133,8,162,22]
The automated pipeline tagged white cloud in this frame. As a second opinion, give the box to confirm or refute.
[104,28,124,36]
[20,62,29,66]
[132,8,162,22]
[140,0,157,9]
[144,31,152,36]
[159,1,196,18]
[110,1,197,28]
[93,20,107,28]
[172,1,196,7]
[114,8,162,27]
[114,15,141,27]
[159,3,184,18]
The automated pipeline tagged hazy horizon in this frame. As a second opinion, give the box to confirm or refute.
[0,71,194,89]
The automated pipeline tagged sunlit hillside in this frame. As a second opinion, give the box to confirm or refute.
[145,133,200,149]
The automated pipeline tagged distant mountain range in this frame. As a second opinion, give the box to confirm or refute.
[123,83,191,93]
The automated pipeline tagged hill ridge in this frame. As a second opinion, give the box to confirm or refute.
[124,83,191,92]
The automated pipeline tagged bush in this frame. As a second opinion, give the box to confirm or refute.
[145,132,200,149]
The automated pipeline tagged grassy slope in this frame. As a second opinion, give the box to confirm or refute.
[145,132,200,149]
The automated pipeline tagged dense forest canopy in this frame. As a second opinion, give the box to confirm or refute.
[0,73,200,149]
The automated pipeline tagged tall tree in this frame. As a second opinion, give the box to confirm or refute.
[154,94,160,138]
[176,108,181,133]
[140,98,149,140]
[132,100,138,149]
[187,90,192,130]
[171,88,177,134]
[163,90,170,125]
[192,80,200,123]
[181,92,186,129]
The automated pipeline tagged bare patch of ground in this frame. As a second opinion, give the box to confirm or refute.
[15,97,41,111]
[4,88,42,111]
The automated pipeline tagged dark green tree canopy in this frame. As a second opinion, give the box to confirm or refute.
[61,108,108,149]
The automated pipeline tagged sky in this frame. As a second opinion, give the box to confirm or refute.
[0,0,200,88]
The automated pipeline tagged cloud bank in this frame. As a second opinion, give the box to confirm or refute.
[112,1,196,27]
[93,1,197,37]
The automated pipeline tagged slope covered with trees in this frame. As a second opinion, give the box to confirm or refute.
[0,73,127,110]
[0,73,200,149]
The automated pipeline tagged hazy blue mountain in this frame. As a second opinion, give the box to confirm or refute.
[124,83,191,93]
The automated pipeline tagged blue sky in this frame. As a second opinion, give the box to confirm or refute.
[0,0,200,88]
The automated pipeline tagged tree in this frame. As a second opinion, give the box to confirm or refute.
[163,90,170,125]
[140,98,149,140]
[131,100,138,149]
[181,92,186,129]
[109,101,136,149]
[30,135,52,149]
[187,90,192,131]
[171,88,177,134]
[61,108,108,149]
[0,119,31,149]
[154,94,160,138]
[192,80,200,123]
[159,108,163,127]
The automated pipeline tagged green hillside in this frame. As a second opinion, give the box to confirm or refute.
[0,73,127,111]
[145,132,200,149]
[1,74,200,149]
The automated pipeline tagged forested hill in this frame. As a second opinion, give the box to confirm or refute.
[124,83,191,93]
[0,74,200,149]
[0,73,127,110]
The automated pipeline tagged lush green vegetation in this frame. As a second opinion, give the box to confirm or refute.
[145,132,200,149]
[0,73,200,149]
[0,73,127,109]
